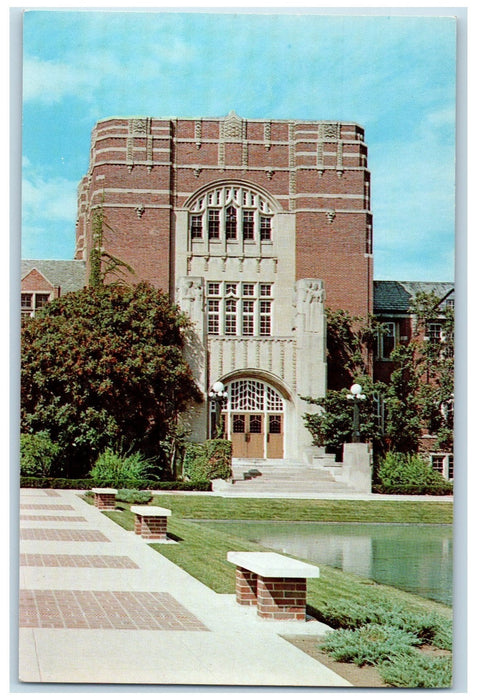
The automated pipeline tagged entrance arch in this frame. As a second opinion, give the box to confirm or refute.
[220,378,285,459]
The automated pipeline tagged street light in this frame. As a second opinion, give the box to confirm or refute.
[209,381,228,438]
[347,383,366,443]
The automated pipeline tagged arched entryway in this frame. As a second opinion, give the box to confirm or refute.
[219,378,286,459]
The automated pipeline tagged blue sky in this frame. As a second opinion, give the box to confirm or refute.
[21,9,457,281]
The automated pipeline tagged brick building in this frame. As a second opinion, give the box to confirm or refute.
[20,112,453,474]
[72,112,373,462]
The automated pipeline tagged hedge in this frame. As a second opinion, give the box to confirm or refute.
[183,439,232,481]
[20,476,212,491]
[373,483,453,496]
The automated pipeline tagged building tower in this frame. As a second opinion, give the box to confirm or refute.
[76,112,373,461]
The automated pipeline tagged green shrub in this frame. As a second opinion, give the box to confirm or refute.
[376,452,451,492]
[378,652,452,688]
[20,477,95,489]
[19,476,211,491]
[182,443,207,480]
[20,431,61,477]
[320,623,419,667]
[183,439,232,481]
[373,483,453,495]
[316,598,452,650]
[90,448,157,488]
[116,489,153,504]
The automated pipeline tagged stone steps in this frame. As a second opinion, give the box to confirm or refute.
[226,458,357,494]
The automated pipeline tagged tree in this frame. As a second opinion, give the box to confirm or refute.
[409,291,454,452]
[21,282,203,477]
[303,378,386,457]
[303,292,454,458]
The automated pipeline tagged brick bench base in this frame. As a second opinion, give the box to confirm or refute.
[131,506,172,540]
[92,489,117,511]
[228,552,320,622]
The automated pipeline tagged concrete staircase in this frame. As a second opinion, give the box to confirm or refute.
[220,458,359,495]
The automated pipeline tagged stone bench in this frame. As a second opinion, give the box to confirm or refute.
[130,506,172,540]
[91,488,118,510]
[227,551,320,621]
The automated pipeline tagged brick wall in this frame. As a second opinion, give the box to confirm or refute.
[77,115,373,316]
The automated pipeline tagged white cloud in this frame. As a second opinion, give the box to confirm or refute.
[22,170,77,224]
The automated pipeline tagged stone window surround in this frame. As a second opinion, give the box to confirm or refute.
[206,281,273,337]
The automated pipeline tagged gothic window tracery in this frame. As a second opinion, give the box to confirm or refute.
[189,184,274,244]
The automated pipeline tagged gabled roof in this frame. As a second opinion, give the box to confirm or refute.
[21,260,87,295]
[374,281,454,314]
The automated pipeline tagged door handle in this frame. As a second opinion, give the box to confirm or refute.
[267,433,270,442]
[245,433,250,443]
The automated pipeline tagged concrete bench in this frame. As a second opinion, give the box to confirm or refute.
[91,488,118,510]
[227,551,320,621]
[130,506,172,540]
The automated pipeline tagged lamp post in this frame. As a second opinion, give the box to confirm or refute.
[347,383,366,443]
[209,381,228,439]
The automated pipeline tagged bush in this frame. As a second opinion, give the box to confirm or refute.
[378,652,452,688]
[20,477,95,489]
[183,439,232,481]
[115,489,153,504]
[20,431,61,477]
[90,448,157,488]
[373,483,453,495]
[316,598,452,650]
[321,623,419,667]
[19,476,211,491]
[376,452,451,493]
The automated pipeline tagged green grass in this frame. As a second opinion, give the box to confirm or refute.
[105,504,452,619]
[147,494,452,524]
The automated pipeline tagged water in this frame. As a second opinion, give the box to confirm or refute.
[201,520,453,605]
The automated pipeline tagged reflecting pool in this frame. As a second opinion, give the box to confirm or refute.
[200,521,453,605]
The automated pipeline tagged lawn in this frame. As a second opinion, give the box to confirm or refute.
[105,496,452,619]
[147,493,453,524]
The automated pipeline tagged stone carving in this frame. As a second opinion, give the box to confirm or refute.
[294,279,325,334]
[264,121,271,149]
[221,110,245,140]
[130,118,149,135]
[135,204,145,219]
[176,277,204,322]
[242,142,248,167]
[326,209,336,224]
[194,120,202,149]
[317,141,324,173]
[319,122,339,139]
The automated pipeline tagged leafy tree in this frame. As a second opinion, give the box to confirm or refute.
[21,282,203,476]
[325,309,381,390]
[20,431,61,477]
[409,291,454,452]
[303,291,454,458]
[303,377,386,457]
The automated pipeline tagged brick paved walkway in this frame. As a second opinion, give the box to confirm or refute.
[20,528,110,542]
[20,515,87,522]
[20,554,139,569]
[18,488,349,687]
[20,590,208,630]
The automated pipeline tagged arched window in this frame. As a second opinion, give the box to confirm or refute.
[189,184,274,244]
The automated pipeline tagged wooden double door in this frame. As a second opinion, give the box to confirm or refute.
[227,412,283,459]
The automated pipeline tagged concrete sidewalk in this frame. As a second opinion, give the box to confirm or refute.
[18,488,351,687]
